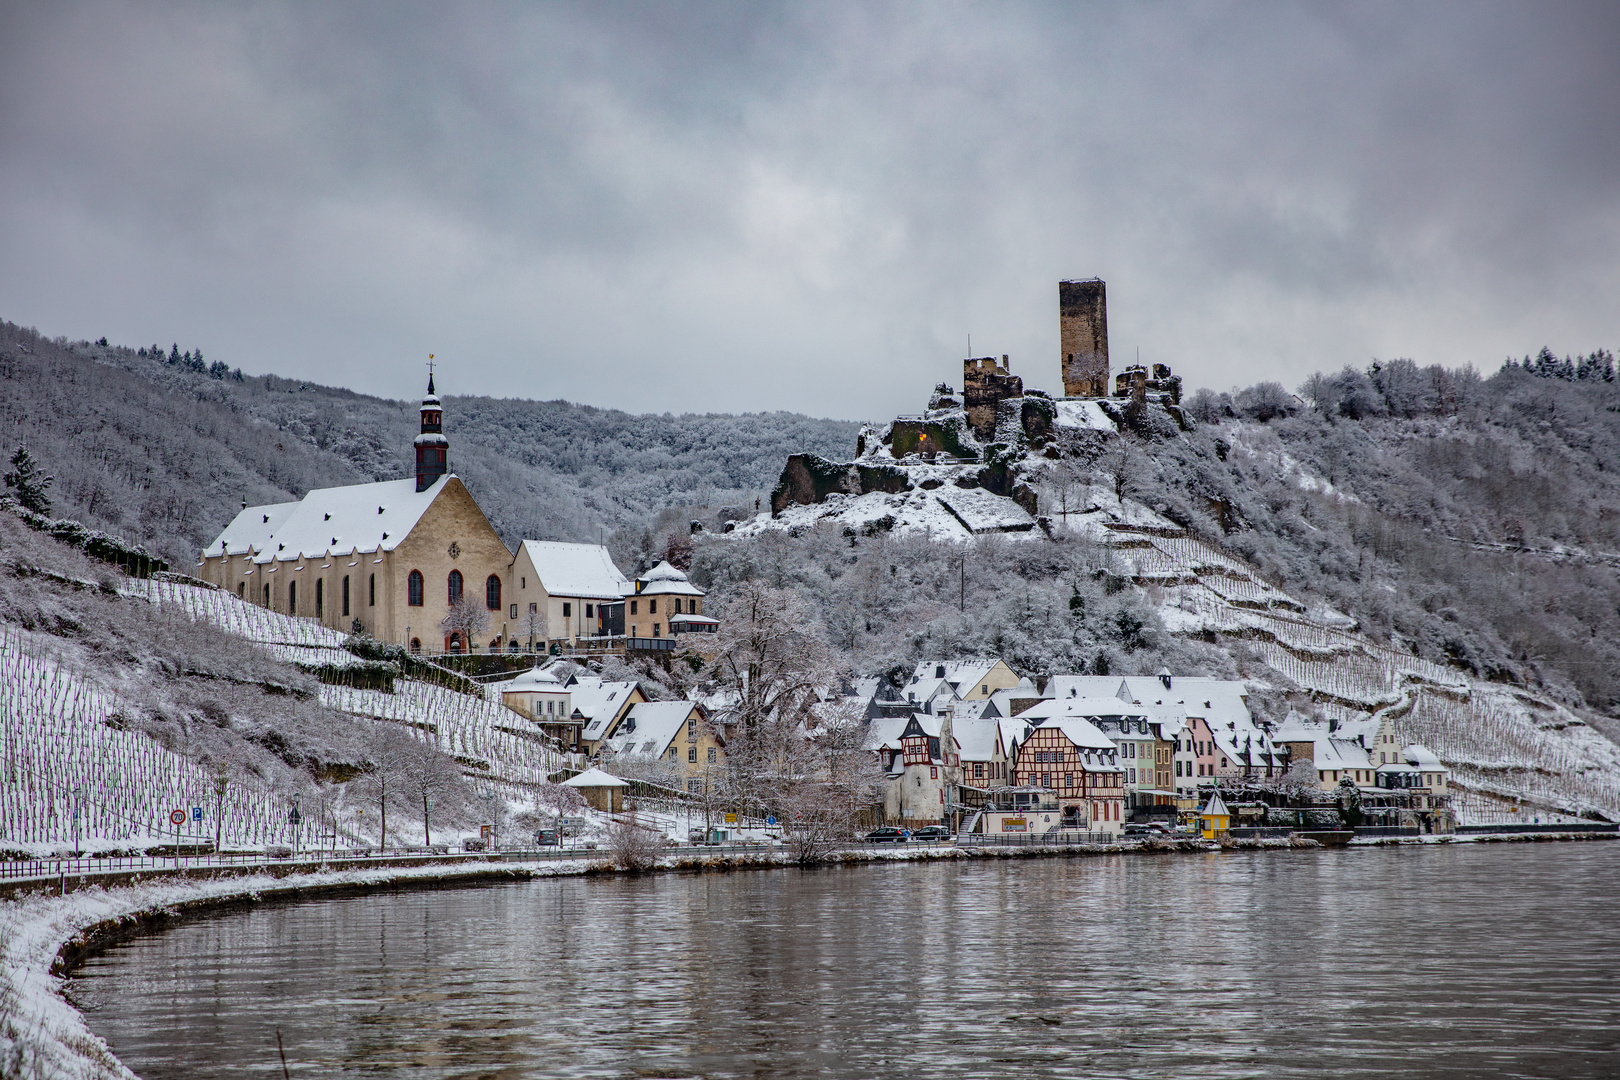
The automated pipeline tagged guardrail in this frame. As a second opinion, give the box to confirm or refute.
[1454,822,1617,835]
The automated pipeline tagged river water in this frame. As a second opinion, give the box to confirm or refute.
[70,842,1620,1079]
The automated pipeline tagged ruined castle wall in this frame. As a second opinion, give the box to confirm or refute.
[1060,279,1109,398]
[963,356,1023,438]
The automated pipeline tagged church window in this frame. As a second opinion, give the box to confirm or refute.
[369,573,375,607]
[447,570,463,605]
[410,637,421,653]
[342,575,350,617]
[408,571,424,607]
[315,578,323,617]
[485,575,501,611]
[289,581,297,615]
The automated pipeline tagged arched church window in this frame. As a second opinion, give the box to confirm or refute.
[410,637,422,654]
[448,570,464,605]
[485,575,501,611]
[408,570,424,607]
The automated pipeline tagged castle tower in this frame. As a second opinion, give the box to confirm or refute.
[414,372,449,492]
[1059,279,1109,398]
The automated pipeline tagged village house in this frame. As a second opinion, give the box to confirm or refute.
[498,666,576,745]
[867,711,964,826]
[199,376,515,655]
[909,659,1021,702]
[509,541,631,647]
[601,700,723,790]
[625,561,714,644]
[1006,706,1125,838]
[952,715,1011,790]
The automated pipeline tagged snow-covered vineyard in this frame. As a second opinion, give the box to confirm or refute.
[0,626,297,855]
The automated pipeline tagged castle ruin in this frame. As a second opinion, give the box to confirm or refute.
[1059,279,1109,398]
[962,355,1022,439]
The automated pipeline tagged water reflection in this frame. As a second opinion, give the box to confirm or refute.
[72,844,1620,1078]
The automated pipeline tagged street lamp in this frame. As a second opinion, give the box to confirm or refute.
[288,793,303,860]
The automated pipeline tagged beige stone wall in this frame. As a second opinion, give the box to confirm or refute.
[625,587,702,640]
[198,478,513,652]
[387,479,513,651]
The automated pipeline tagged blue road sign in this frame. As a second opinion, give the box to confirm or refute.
[192,806,203,821]
[766,815,778,826]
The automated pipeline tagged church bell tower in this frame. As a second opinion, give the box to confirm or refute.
[414,370,449,492]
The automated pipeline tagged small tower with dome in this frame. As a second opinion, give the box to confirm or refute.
[415,370,449,492]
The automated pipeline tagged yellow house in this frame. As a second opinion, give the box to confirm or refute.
[1198,791,1231,839]
[625,562,713,642]
[601,700,724,793]
[911,659,1020,701]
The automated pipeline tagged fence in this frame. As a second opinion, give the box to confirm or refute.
[1454,823,1617,835]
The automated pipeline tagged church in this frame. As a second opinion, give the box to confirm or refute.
[198,375,516,654]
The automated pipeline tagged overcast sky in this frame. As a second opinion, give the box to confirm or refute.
[2,2,1616,420]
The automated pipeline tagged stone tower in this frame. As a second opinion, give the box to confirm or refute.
[414,372,449,491]
[1059,279,1109,398]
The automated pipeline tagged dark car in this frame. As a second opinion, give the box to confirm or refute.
[911,825,952,842]
[864,827,910,843]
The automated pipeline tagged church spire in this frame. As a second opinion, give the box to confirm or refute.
[414,361,448,492]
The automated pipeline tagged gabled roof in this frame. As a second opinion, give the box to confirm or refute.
[952,716,1003,761]
[570,677,643,741]
[910,659,1006,693]
[1202,791,1230,817]
[205,476,451,562]
[1030,716,1121,757]
[518,541,632,600]
[603,699,701,759]
[1016,697,1149,724]
[864,716,911,752]
[504,666,567,692]
[563,766,627,789]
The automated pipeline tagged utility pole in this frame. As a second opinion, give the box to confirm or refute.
[959,552,966,612]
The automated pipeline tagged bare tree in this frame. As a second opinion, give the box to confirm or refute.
[359,724,415,851]
[1099,439,1143,502]
[402,735,467,847]
[606,811,665,870]
[713,580,834,734]
[440,594,492,651]
[522,603,548,650]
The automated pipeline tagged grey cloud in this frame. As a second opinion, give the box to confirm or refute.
[1,1,1616,419]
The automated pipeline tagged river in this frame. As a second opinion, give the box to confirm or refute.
[69,842,1620,1078]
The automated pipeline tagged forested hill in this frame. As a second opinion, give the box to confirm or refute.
[0,321,861,568]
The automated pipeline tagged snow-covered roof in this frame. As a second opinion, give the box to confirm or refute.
[518,541,632,600]
[1046,675,1133,702]
[953,717,1003,761]
[1016,697,1149,724]
[864,716,910,752]
[911,659,1004,693]
[504,666,567,692]
[1404,743,1447,771]
[999,716,1031,753]
[1032,717,1122,757]
[570,678,641,741]
[603,700,700,759]
[205,476,451,562]
[632,560,704,597]
[563,766,627,788]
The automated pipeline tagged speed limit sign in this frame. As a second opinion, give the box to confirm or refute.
[170,809,186,826]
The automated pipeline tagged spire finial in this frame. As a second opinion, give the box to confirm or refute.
[426,354,436,395]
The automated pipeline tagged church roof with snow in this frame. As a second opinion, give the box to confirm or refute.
[518,541,633,600]
[204,475,451,563]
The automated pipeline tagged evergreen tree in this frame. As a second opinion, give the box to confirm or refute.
[168,343,181,364]
[3,445,53,514]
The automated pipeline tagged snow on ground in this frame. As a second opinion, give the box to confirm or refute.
[1054,399,1117,432]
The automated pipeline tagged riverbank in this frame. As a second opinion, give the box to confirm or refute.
[3,830,1613,1080]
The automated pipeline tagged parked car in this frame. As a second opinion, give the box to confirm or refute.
[533,829,559,847]
[911,825,952,842]
[1122,823,1152,836]
[864,827,910,843]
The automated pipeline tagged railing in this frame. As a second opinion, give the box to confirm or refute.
[1454,823,1617,835]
